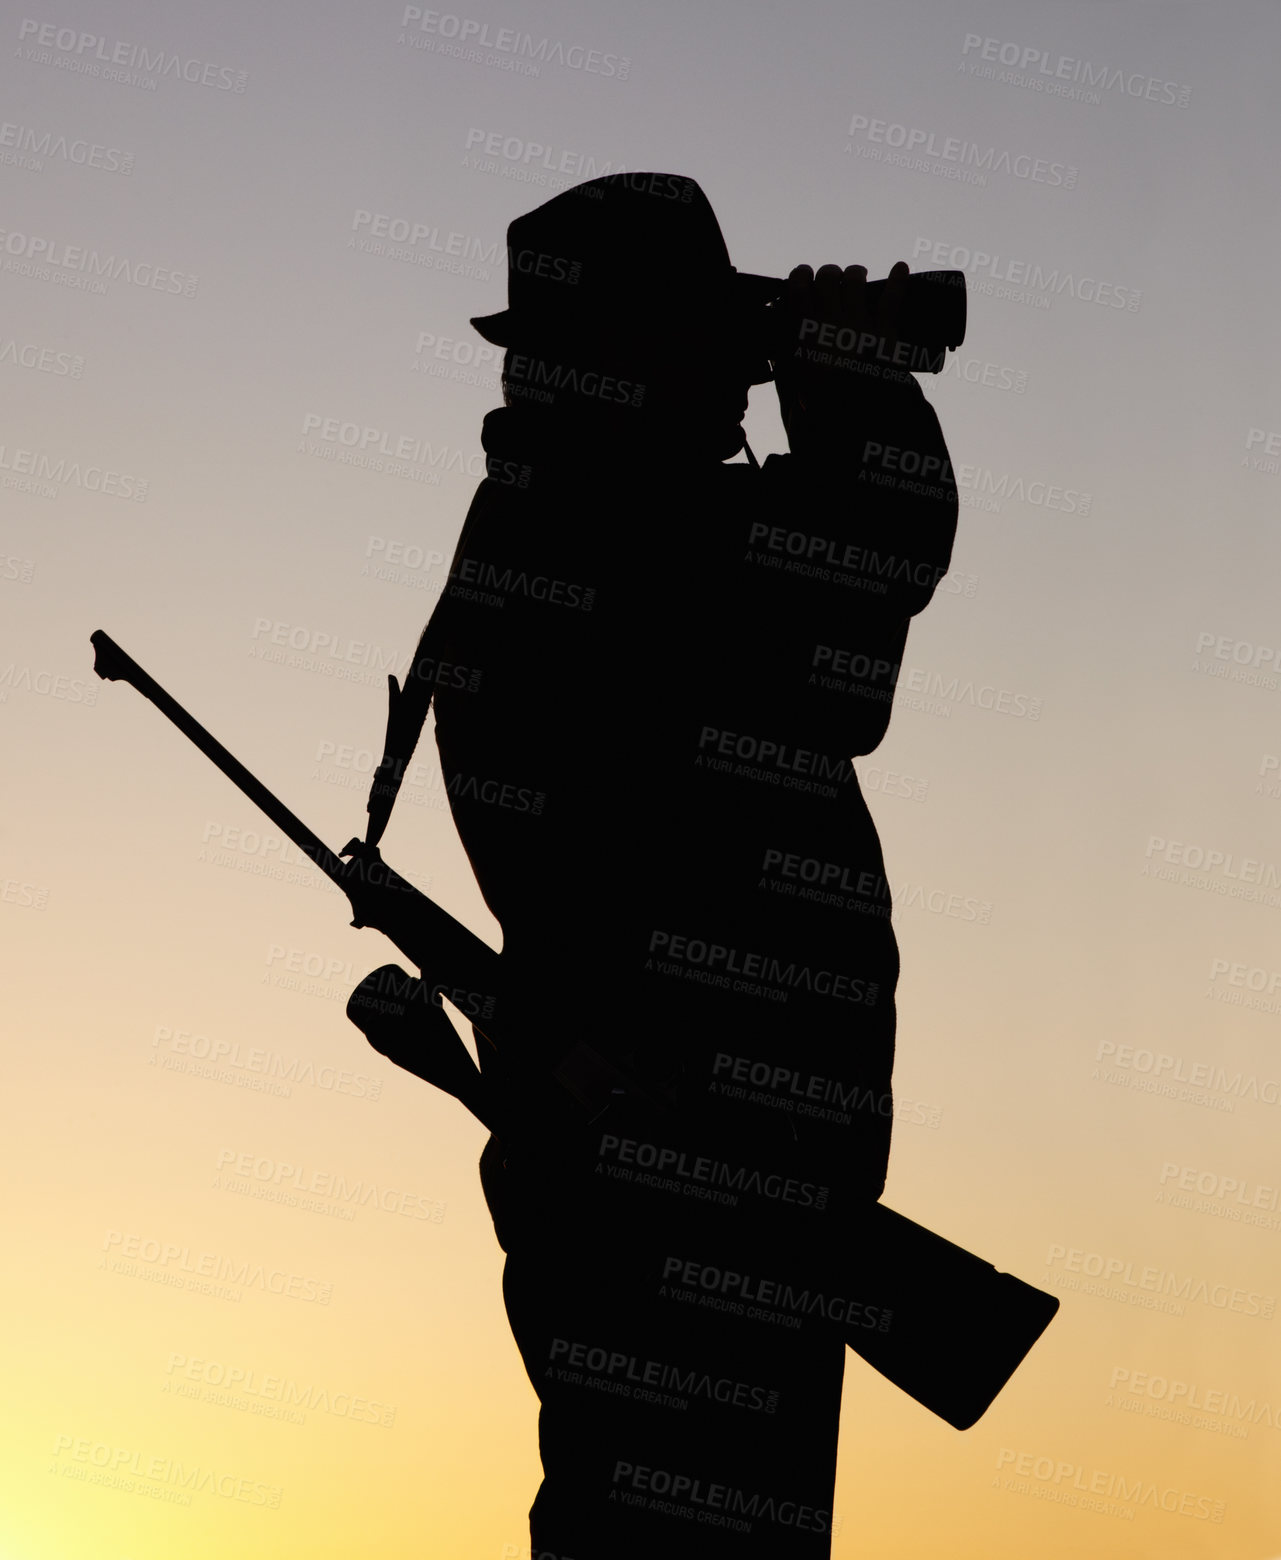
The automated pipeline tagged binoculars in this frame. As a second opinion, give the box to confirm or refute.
[735,268,967,374]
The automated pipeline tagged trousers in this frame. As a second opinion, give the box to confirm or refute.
[481,1134,850,1559]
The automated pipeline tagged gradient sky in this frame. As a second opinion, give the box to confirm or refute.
[5,2,1281,1556]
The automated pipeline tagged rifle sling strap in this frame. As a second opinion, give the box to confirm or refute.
[363,490,488,848]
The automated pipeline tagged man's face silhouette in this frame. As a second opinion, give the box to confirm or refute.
[505,318,767,463]
[642,350,760,460]
[614,302,770,460]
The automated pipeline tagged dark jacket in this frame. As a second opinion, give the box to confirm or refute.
[430,385,957,1204]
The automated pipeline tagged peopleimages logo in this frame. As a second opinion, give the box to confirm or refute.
[960,34,1192,109]
[1208,956,1281,997]
[695,726,855,797]
[50,1434,280,1508]
[16,18,249,91]
[709,1051,941,1129]
[348,210,502,274]
[1244,427,1281,476]
[0,664,98,704]
[547,1336,780,1415]
[611,1459,831,1534]
[0,120,134,173]
[0,226,198,295]
[953,461,1092,514]
[505,352,644,409]
[897,665,1042,720]
[660,1255,893,1334]
[598,1131,830,1212]
[1109,1365,1281,1433]
[846,112,1078,188]
[151,1023,383,1101]
[1093,1038,1280,1110]
[940,351,1028,394]
[1193,629,1281,687]
[648,928,879,1003]
[995,1449,1222,1523]
[463,126,628,181]
[300,413,492,476]
[1206,954,1281,1018]
[1142,834,1281,901]
[248,615,484,692]
[0,334,84,376]
[2,877,50,909]
[101,1230,334,1304]
[0,441,148,500]
[214,1149,444,1222]
[446,553,596,612]
[1159,1160,1281,1217]
[165,1352,397,1427]
[399,10,630,78]
[1045,1242,1275,1318]
[912,237,1141,312]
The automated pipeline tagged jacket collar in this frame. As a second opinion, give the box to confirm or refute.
[480,404,736,477]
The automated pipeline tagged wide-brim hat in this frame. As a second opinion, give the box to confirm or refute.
[470,172,781,369]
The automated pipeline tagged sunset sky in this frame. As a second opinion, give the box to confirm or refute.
[5,1,1281,1555]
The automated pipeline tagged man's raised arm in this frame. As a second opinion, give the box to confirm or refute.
[741,261,959,755]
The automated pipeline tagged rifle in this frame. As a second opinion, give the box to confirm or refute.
[91,628,1058,1430]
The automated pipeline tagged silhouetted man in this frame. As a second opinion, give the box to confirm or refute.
[406,173,957,1557]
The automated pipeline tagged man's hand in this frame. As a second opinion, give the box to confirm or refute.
[771,260,915,442]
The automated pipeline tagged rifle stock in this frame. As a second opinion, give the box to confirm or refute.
[348,961,1057,1431]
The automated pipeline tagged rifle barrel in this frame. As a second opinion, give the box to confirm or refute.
[90,629,348,883]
